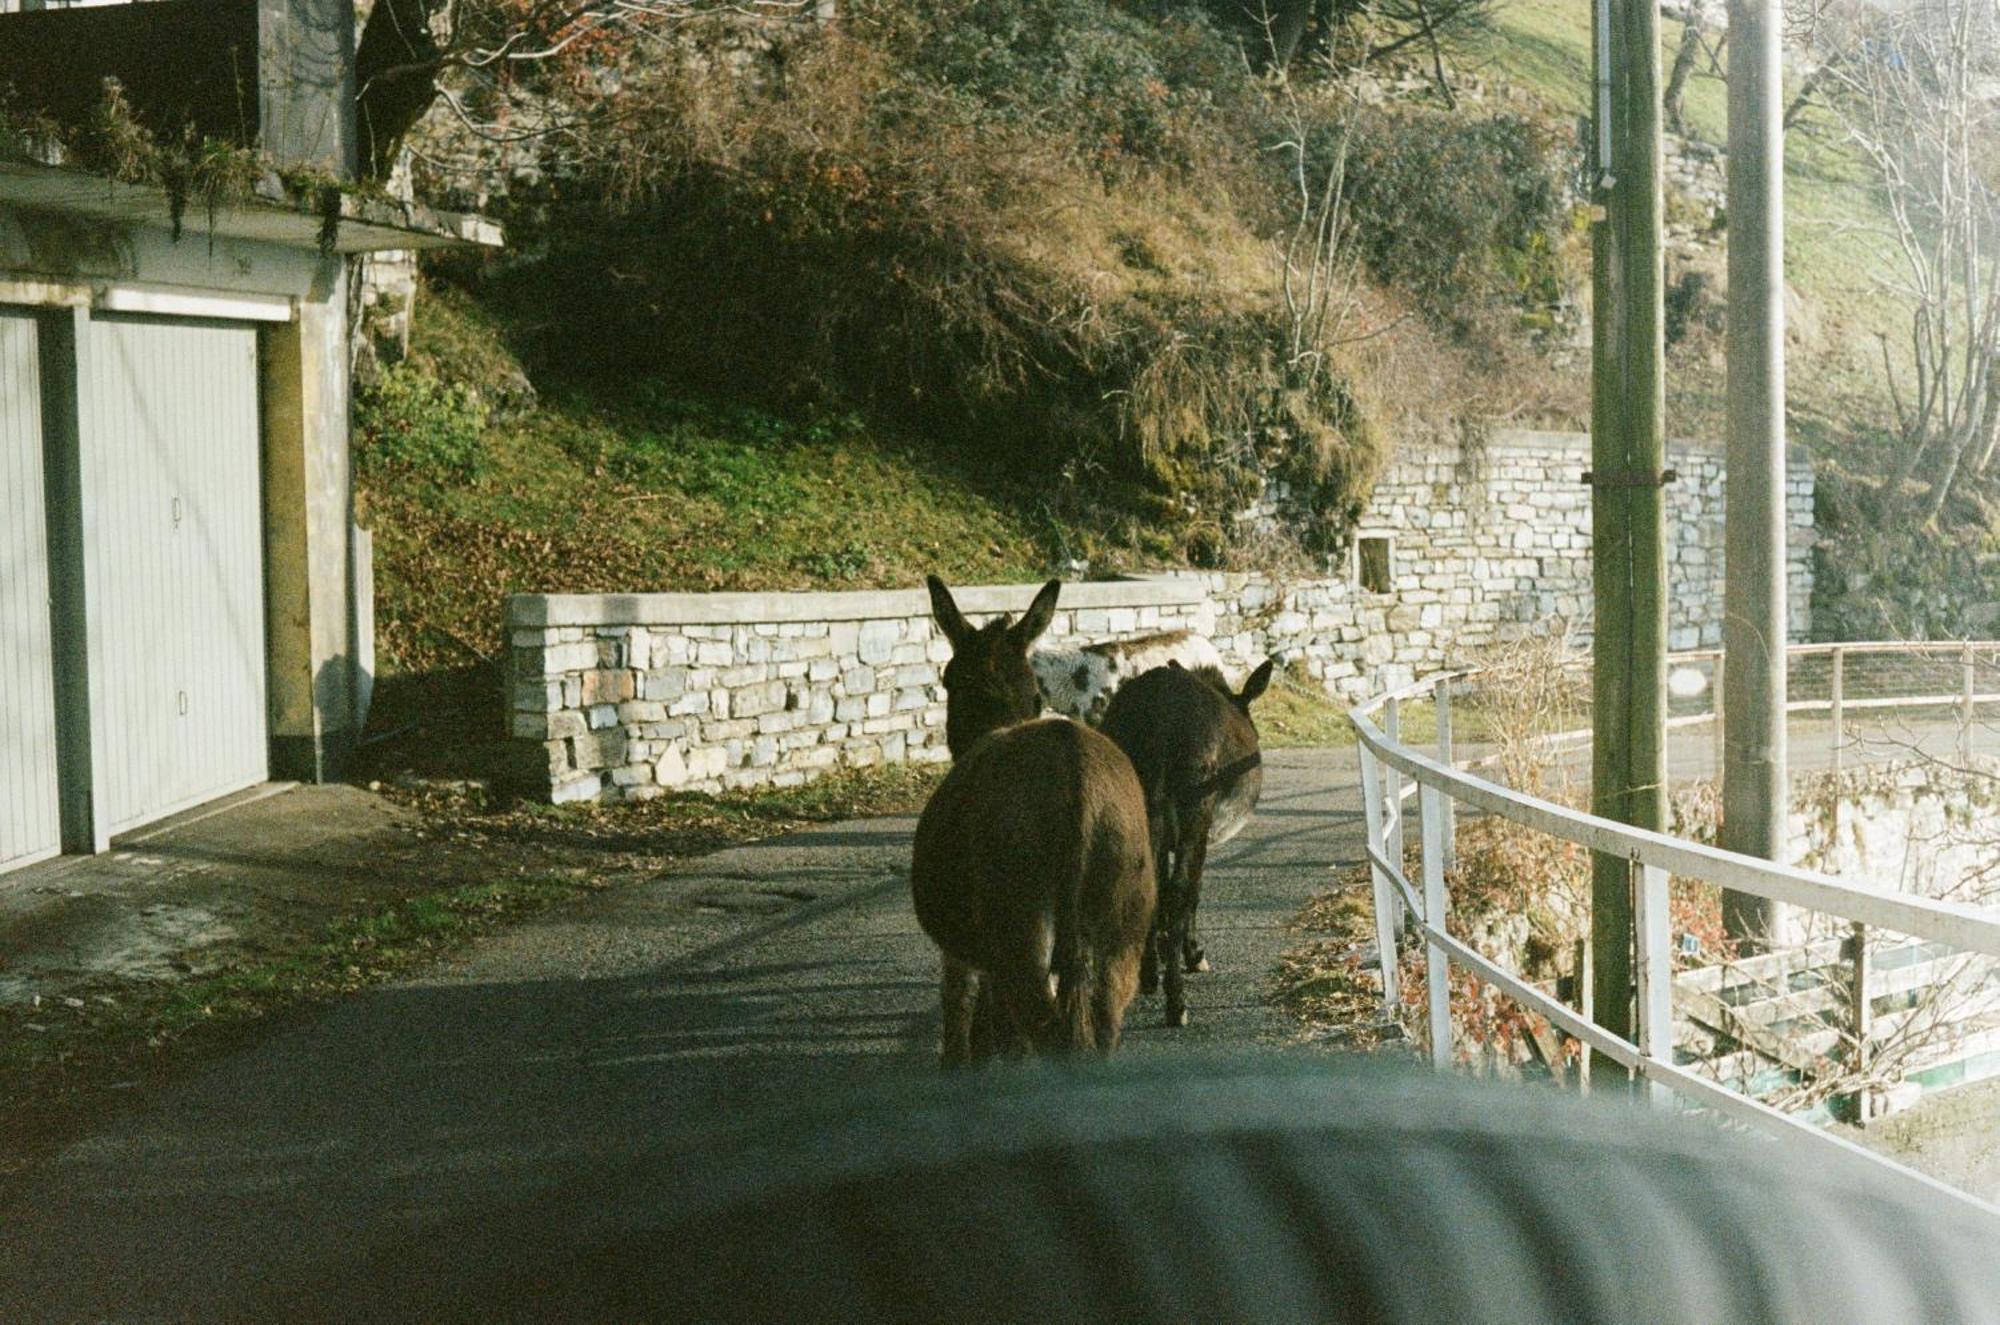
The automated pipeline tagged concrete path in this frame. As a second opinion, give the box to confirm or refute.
[0,750,1364,1320]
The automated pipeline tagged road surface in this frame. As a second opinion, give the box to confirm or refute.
[0,750,1363,1320]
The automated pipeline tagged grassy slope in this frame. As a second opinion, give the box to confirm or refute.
[1476,0,1900,447]
[364,0,1927,721]
[366,286,1061,678]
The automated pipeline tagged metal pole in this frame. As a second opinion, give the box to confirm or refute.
[1589,0,1668,1077]
[1358,744,1401,1019]
[1961,641,1975,767]
[1831,646,1846,844]
[1421,784,1452,1070]
[1849,920,1873,1125]
[1633,862,1674,1107]
[1711,650,1726,779]
[1719,0,1790,951]
[1384,697,1405,876]
[1435,680,1457,872]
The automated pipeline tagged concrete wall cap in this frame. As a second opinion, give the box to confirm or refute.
[508,576,1206,628]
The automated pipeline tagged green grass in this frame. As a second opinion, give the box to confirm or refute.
[1477,0,1903,440]
[1259,669,1358,748]
[366,286,1064,677]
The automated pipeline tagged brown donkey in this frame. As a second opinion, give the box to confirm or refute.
[909,577,1155,1066]
[1099,658,1274,1027]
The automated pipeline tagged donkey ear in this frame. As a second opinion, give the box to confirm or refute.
[1239,658,1276,707]
[1010,579,1061,648]
[927,575,974,649]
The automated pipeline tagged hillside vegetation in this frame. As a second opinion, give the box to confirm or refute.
[358,0,1996,757]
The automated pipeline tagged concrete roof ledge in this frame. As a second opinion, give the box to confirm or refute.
[0,160,503,254]
[509,577,1209,629]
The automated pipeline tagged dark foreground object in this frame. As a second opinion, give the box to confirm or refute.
[258,1054,2000,1323]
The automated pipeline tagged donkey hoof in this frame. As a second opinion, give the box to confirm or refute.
[1165,1006,1189,1028]
[1186,954,1212,974]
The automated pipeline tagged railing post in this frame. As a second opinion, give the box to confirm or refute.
[1711,650,1726,780]
[1830,646,1845,787]
[1961,641,1975,767]
[1384,697,1405,874]
[1849,920,1873,1125]
[1632,860,1673,1107]
[1357,743,1401,1019]
[1420,784,1452,1070]
[1435,680,1457,873]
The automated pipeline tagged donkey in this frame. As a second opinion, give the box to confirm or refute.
[909,577,1156,1066]
[1032,630,1225,727]
[1099,657,1274,1028]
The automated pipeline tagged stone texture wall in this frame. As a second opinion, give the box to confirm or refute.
[507,429,1816,803]
[507,582,1213,803]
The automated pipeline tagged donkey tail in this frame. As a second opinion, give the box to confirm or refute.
[1052,746,1097,1055]
[1053,895,1094,1054]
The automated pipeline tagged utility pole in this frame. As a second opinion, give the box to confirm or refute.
[1589,0,1667,1076]
[1720,0,1790,947]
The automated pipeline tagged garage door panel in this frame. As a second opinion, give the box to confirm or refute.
[78,314,267,836]
[0,309,60,873]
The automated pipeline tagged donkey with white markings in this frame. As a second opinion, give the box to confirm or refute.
[1032,629,1225,726]
[1099,657,1274,1027]
[909,578,1156,1066]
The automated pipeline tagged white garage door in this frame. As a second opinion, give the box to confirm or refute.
[0,308,61,873]
[77,313,268,836]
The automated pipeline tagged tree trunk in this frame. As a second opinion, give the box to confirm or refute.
[1259,0,1319,71]
[355,0,448,180]
[1664,19,1703,134]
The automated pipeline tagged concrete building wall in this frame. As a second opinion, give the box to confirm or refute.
[505,430,1818,803]
[0,214,368,793]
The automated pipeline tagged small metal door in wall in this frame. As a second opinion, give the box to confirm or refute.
[0,308,61,873]
[76,313,268,836]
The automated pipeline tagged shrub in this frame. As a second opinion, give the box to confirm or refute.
[354,366,491,485]
[498,1,1403,566]
[1327,108,1573,340]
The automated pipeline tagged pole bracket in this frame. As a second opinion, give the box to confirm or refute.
[1581,468,1677,488]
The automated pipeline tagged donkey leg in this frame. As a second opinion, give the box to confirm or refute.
[1093,944,1143,1054]
[940,955,979,1069]
[1138,808,1173,997]
[1181,811,1215,974]
[970,976,1002,1063]
[1161,862,1189,1028]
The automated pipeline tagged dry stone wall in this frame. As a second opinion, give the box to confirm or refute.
[507,429,1815,803]
[507,582,1213,803]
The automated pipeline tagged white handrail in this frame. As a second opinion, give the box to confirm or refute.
[1346,642,2000,1222]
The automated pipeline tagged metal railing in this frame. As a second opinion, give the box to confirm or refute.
[1349,641,2000,1220]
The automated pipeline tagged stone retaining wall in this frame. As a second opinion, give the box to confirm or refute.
[507,429,1815,802]
[507,581,1213,802]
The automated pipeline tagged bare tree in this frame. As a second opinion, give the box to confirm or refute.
[1662,0,1725,136]
[353,0,819,179]
[1816,0,2000,522]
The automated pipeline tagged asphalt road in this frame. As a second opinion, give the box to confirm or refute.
[7,711,1995,1320]
[0,748,1365,1321]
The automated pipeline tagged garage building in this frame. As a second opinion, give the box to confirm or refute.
[0,0,497,873]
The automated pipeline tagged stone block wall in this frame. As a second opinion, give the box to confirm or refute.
[507,581,1213,803]
[507,429,1816,803]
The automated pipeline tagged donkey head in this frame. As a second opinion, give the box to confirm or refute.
[1231,658,1276,717]
[927,576,1061,758]
[1173,657,1277,720]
